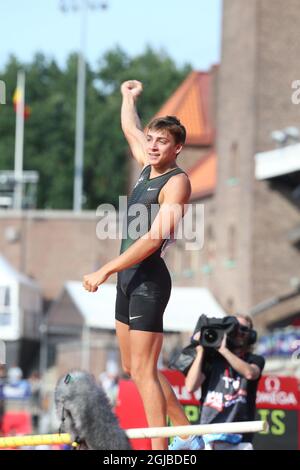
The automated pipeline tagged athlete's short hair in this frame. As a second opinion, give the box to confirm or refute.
[147,115,186,145]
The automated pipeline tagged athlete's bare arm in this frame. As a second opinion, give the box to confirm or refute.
[120,80,149,167]
[83,174,191,292]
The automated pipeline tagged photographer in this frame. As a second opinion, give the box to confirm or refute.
[185,315,265,450]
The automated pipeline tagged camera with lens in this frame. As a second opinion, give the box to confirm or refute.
[193,314,257,349]
[193,314,238,349]
[168,314,257,375]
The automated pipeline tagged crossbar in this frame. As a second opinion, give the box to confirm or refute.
[0,421,267,448]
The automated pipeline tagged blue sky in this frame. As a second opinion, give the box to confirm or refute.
[1,0,222,71]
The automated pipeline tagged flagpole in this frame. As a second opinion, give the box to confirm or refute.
[73,0,87,212]
[14,70,25,210]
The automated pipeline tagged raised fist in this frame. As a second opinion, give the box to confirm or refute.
[120,80,143,98]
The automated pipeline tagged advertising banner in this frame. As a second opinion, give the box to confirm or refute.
[115,371,300,450]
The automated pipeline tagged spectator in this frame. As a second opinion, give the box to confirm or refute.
[28,371,42,432]
[99,361,120,406]
[173,314,265,450]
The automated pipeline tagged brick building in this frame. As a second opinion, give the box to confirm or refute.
[0,211,120,301]
[163,0,300,333]
[213,0,300,329]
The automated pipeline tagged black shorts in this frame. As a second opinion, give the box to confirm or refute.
[115,258,171,333]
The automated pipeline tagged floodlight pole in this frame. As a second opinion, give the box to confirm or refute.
[60,1,108,211]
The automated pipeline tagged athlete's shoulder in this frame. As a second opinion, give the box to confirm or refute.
[140,164,151,174]
[166,170,191,189]
[161,172,191,203]
[176,166,189,177]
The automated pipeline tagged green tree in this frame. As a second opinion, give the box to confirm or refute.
[85,46,191,208]
[0,47,191,209]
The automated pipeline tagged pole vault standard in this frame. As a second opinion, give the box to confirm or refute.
[0,421,267,448]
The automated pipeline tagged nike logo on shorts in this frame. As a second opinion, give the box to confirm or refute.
[147,187,158,191]
[129,315,143,321]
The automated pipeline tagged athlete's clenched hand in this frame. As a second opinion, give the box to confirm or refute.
[83,267,110,293]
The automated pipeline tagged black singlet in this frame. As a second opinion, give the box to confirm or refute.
[115,164,186,332]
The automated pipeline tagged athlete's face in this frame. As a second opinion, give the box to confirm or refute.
[146,129,183,167]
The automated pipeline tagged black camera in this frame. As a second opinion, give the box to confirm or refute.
[193,314,239,349]
[193,314,257,349]
[168,314,257,376]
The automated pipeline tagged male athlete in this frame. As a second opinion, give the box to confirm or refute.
[83,80,204,451]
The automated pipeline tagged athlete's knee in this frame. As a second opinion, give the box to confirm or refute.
[130,367,142,384]
[121,362,131,377]
[123,366,131,377]
[130,363,156,385]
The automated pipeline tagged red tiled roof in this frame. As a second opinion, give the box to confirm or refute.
[152,71,214,146]
[188,151,217,200]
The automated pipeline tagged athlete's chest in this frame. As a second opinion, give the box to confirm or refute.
[129,177,163,206]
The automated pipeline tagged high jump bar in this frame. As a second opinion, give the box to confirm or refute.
[126,420,267,439]
[0,421,267,448]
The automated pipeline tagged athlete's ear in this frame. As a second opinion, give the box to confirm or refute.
[175,144,183,155]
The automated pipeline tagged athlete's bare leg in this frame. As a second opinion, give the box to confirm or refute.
[115,320,131,376]
[158,372,190,427]
[129,330,167,450]
[116,321,190,448]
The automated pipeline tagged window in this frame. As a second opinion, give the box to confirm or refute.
[224,225,237,268]
[0,286,10,307]
[228,225,237,261]
[201,225,215,275]
[227,141,240,185]
[182,251,195,279]
[207,225,216,261]
[0,286,12,326]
